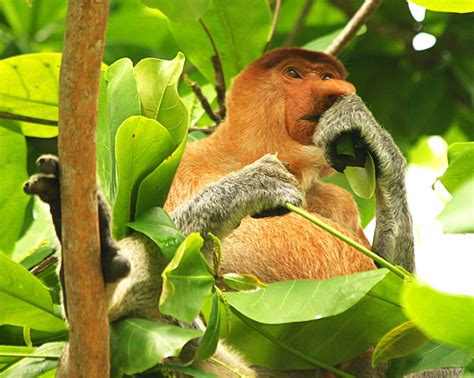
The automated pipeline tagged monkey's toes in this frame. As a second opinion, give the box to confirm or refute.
[103,255,131,283]
[37,154,59,175]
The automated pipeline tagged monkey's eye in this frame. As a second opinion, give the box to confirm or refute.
[285,67,302,79]
[321,72,335,80]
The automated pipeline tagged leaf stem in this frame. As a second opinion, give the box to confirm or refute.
[284,203,407,279]
[0,353,59,359]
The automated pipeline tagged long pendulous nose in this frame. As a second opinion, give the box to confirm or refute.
[316,80,356,110]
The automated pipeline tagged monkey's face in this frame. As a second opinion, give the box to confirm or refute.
[279,57,356,146]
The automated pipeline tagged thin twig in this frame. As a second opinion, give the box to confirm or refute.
[0,112,58,126]
[325,0,382,56]
[264,0,282,52]
[199,19,227,119]
[282,0,314,47]
[30,255,58,276]
[189,126,217,135]
[184,74,220,124]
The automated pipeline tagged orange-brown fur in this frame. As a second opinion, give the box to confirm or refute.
[165,48,375,281]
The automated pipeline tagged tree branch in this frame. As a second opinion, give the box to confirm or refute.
[199,19,227,120]
[56,1,109,377]
[183,74,221,124]
[0,112,58,126]
[264,0,282,52]
[282,0,314,47]
[325,0,382,56]
[189,126,217,135]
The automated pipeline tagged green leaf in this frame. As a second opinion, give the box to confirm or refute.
[160,233,215,323]
[224,269,389,324]
[344,153,376,199]
[0,53,60,138]
[388,341,472,377]
[134,54,189,144]
[0,342,63,378]
[182,83,217,127]
[136,137,187,216]
[110,318,202,377]
[440,142,474,194]
[167,0,271,85]
[128,207,185,261]
[0,125,29,255]
[304,26,367,51]
[12,198,56,263]
[216,272,407,370]
[112,116,174,239]
[0,253,66,332]
[195,293,221,361]
[223,273,267,291]
[437,178,474,234]
[97,58,141,204]
[408,0,474,13]
[401,278,474,353]
[372,321,429,367]
[140,0,212,22]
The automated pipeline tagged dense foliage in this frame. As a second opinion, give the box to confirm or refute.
[0,0,472,377]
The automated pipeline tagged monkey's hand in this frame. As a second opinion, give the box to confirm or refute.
[313,95,415,272]
[24,155,130,284]
[171,154,304,241]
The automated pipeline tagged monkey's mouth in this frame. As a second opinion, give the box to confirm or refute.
[301,113,321,122]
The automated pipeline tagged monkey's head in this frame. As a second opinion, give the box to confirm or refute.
[224,48,355,185]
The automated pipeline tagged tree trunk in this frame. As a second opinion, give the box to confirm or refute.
[57,1,109,377]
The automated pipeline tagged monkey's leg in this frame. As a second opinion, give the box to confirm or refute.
[314,95,414,272]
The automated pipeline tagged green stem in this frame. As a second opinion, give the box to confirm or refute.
[0,352,59,359]
[215,287,354,378]
[284,203,407,279]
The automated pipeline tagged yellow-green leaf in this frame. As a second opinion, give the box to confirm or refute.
[408,0,474,13]
[345,153,376,199]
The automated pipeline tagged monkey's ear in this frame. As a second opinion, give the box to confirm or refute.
[251,206,290,219]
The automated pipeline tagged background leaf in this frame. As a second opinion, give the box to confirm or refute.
[140,0,212,22]
[0,53,60,138]
[110,318,201,377]
[160,233,214,323]
[194,293,221,361]
[112,116,174,239]
[401,278,474,353]
[0,253,65,332]
[439,142,474,194]
[408,0,474,13]
[0,124,29,255]
[128,207,185,261]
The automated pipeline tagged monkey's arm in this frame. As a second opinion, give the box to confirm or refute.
[170,154,304,245]
[313,94,415,272]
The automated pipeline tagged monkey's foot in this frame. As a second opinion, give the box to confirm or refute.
[24,155,60,205]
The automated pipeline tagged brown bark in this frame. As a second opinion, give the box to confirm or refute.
[57,1,109,377]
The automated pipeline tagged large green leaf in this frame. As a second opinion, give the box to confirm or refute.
[0,53,60,138]
[167,0,271,85]
[97,59,141,204]
[140,0,212,22]
[0,342,63,378]
[408,0,474,13]
[136,137,187,216]
[0,253,65,332]
[401,279,474,353]
[128,207,185,261]
[225,269,389,324]
[110,318,202,377]
[160,233,215,323]
[437,178,474,234]
[218,272,406,369]
[0,124,29,255]
[112,116,174,239]
[439,142,474,194]
[134,54,188,144]
[388,341,472,377]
